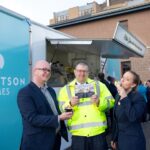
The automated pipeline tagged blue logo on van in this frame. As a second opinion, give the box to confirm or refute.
[0,54,4,69]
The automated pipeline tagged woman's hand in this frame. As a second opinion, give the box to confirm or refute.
[111,141,117,150]
[116,84,127,100]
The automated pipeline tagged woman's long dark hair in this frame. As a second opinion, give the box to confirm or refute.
[127,70,140,91]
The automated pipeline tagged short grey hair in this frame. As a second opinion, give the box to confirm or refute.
[75,62,89,70]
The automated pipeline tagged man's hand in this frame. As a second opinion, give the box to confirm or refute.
[70,96,79,107]
[111,141,117,150]
[91,94,99,106]
[58,112,73,121]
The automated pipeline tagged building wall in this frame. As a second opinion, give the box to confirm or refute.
[58,10,150,44]
[57,9,150,81]
[68,7,79,20]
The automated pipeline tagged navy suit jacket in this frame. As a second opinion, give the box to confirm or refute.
[17,82,68,150]
[112,91,146,150]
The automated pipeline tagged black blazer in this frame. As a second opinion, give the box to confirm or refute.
[17,82,68,150]
[112,91,146,150]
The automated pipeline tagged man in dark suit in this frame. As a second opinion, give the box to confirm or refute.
[17,60,73,150]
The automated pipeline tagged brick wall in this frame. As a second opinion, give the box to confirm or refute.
[57,9,150,81]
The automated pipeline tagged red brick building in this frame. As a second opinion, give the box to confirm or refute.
[49,0,150,81]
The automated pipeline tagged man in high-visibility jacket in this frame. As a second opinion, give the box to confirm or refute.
[58,62,115,150]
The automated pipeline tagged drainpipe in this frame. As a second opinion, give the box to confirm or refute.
[107,0,110,7]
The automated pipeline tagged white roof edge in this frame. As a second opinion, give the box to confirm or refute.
[31,20,74,38]
[0,5,28,20]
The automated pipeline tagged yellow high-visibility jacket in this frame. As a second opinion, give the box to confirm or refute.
[58,78,115,137]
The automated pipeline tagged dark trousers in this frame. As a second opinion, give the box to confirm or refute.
[53,133,61,150]
[71,133,108,150]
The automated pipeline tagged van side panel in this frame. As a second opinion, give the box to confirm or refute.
[0,11,30,150]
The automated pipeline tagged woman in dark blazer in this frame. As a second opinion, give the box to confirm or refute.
[111,71,146,150]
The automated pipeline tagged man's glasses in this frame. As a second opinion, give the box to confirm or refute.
[75,69,89,73]
[36,68,51,72]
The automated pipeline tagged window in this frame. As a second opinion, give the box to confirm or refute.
[91,8,94,14]
[121,61,131,75]
[57,16,61,22]
[85,9,92,15]
[56,15,68,23]
[79,8,93,17]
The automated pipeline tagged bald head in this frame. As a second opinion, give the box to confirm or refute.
[32,60,51,86]
[33,60,51,70]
